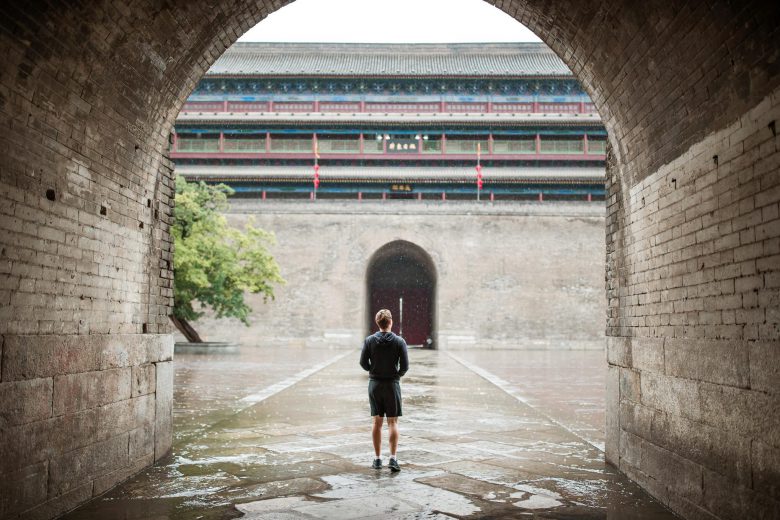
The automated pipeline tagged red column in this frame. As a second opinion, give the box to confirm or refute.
[266,132,271,153]
[535,134,541,154]
[488,133,494,155]
[490,191,495,202]
[268,101,274,112]
[440,101,446,113]
[219,132,224,153]
[441,192,446,201]
[262,190,266,201]
[313,133,317,154]
[358,192,362,202]
[583,134,589,154]
[310,191,315,200]
[538,192,544,202]
[360,101,366,112]
[580,101,586,113]
[533,101,539,113]
[588,193,592,202]
[223,100,228,112]
[487,101,493,113]
[314,100,320,112]
[359,133,364,154]
[418,192,422,201]
[382,191,387,201]
[441,133,446,155]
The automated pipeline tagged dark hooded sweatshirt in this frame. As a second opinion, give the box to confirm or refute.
[360,331,409,381]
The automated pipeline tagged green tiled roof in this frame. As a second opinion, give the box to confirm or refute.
[208,43,572,78]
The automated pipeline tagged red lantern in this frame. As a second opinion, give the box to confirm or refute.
[477,178,484,190]
[313,164,320,189]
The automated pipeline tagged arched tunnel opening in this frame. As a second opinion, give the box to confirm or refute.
[0,0,778,518]
[366,241,437,347]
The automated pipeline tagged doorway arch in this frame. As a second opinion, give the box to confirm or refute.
[366,240,437,347]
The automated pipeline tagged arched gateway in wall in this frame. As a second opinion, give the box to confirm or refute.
[0,1,778,519]
[366,241,437,347]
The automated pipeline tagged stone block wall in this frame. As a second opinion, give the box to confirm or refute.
[185,202,606,351]
[0,334,173,518]
[605,87,780,518]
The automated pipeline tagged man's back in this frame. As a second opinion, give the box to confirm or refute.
[360,331,409,380]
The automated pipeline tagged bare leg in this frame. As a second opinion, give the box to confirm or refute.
[372,415,383,457]
[387,417,399,456]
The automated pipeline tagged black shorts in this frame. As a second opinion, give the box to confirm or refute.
[368,379,402,417]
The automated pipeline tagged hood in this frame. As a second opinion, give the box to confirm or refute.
[375,331,395,343]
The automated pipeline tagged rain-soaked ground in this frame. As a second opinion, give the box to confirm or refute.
[63,346,679,519]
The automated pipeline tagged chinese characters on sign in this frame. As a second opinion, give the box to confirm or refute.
[391,184,413,192]
[387,138,418,153]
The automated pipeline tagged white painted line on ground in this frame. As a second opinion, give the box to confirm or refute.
[446,352,605,452]
[239,350,355,409]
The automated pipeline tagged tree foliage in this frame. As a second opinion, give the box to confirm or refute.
[172,177,284,325]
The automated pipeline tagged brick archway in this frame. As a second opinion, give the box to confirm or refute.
[1,1,779,519]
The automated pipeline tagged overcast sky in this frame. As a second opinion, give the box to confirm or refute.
[238,0,541,43]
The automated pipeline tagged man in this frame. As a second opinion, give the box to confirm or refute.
[360,308,409,472]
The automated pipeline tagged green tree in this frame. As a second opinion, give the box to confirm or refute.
[171,177,284,342]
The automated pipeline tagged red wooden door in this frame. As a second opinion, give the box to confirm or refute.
[370,287,431,345]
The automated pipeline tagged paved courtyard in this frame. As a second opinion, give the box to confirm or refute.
[63,347,677,519]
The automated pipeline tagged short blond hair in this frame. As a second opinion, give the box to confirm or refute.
[375,309,392,329]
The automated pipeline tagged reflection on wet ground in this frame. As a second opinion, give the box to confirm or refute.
[450,350,606,450]
[63,347,678,519]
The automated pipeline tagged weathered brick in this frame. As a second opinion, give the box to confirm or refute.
[1,335,101,380]
[48,433,129,497]
[664,338,749,387]
[154,361,174,461]
[641,440,704,503]
[640,372,703,423]
[749,341,780,394]
[606,336,631,367]
[699,382,780,446]
[605,364,620,466]
[0,378,53,427]
[0,409,98,474]
[53,368,131,415]
[631,338,664,373]
[97,393,155,442]
[132,363,156,396]
[0,462,48,518]
[702,468,780,520]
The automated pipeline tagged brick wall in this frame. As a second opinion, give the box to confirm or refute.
[605,87,780,518]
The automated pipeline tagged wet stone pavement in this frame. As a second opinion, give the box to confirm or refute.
[63,347,678,519]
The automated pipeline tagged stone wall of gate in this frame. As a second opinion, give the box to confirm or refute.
[182,200,606,351]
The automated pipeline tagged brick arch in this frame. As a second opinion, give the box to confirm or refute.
[0,1,779,519]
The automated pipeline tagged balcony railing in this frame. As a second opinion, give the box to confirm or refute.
[223,139,265,153]
[270,139,313,153]
[539,140,584,154]
[492,140,536,154]
[172,133,606,159]
[180,100,599,115]
[318,139,361,154]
